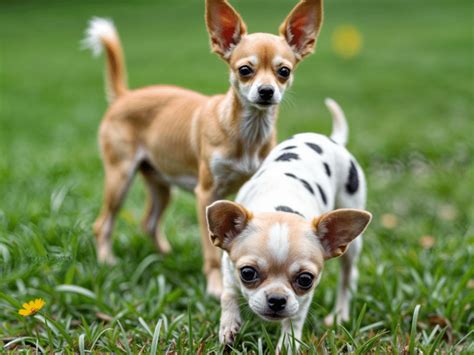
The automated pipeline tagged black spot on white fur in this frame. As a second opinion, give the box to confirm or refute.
[275,205,304,217]
[346,161,359,194]
[282,145,297,150]
[323,162,331,177]
[299,179,314,195]
[305,142,323,154]
[276,152,299,162]
[285,172,314,195]
[316,183,327,205]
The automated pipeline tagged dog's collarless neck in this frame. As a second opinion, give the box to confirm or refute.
[223,89,277,146]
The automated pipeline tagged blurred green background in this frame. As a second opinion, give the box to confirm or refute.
[0,0,472,352]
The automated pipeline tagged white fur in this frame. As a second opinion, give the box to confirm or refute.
[246,79,282,107]
[210,151,262,195]
[326,98,348,146]
[268,223,290,263]
[82,17,117,56]
[272,55,285,67]
[240,106,275,145]
[247,280,299,318]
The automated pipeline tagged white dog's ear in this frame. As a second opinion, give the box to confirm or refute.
[206,0,247,61]
[312,209,371,259]
[206,200,253,251]
[279,0,323,60]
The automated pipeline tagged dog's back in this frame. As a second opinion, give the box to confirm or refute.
[236,99,367,218]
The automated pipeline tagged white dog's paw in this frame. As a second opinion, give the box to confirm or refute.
[219,316,241,345]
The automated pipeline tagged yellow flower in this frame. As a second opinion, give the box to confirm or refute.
[18,298,45,316]
[332,25,363,59]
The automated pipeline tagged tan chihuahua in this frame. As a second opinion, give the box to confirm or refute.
[83,0,323,297]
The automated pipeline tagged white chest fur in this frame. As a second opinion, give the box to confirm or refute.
[210,151,262,195]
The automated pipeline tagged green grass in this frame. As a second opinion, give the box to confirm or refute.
[1,0,473,352]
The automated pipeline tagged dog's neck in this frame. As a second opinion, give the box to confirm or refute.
[221,88,277,147]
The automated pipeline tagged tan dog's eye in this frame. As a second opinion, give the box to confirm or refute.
[238,65,254,77]
[240,266,259,283]
[277,66,291,79]
[295,272,314,290]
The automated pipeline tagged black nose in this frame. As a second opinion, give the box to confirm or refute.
[267,296,287,312]
[258,86,274,101]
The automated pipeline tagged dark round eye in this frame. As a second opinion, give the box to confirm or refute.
[240,267,259,283]
[296,273,314,289]
[238,65,253,77]
[277,66,291,78]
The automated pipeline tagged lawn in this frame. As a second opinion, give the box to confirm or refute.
[0,0,473,352]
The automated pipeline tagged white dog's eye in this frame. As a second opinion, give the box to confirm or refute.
[295,272,314,289]
[240,266,259,283]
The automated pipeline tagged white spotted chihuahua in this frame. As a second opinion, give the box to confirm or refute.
[83,0,323,297]
[206,99,372,351]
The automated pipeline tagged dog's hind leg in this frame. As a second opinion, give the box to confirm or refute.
[140,163,171,254]
[325,159,367,326]
[93,148,140,265]
[324,236,363,326]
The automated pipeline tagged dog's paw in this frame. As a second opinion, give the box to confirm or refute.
[219,317,241,345]
[97,249,117,266]
[155,233,172,254]
[324,311,349,327]
[206,268,223,298]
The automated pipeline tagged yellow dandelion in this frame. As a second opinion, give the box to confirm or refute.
[332,25,363,59]
[18,298,45,316]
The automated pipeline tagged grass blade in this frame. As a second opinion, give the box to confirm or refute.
[150,319,163,355]
[139,317,153,337]
[79,333,86,355]
[56,284,97,300]
[409,304,421,355]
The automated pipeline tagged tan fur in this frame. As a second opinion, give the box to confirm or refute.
[100,35,128,101]
[90,0,323,297]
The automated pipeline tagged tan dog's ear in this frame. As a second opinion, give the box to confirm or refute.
[279,0,323,60]
[205,0,247,60]
[206,200,253,251]
[312,208,371,259]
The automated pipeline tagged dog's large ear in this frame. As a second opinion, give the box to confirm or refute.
[312,209,371,259]
[279,0,323,60]
[205,0,247,61]
[206,200,253,251]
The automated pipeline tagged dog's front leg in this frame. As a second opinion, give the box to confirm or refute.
[219,289,241,345]
[277,296,312,354]
[195,175,223,298]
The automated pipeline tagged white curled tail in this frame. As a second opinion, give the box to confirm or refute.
[325,98,349,146]
[82,17,128,102]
